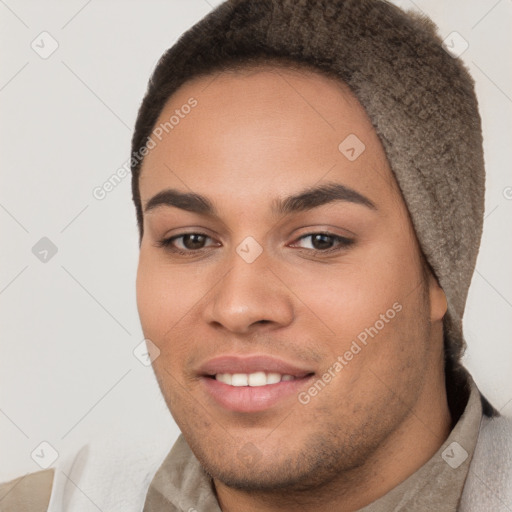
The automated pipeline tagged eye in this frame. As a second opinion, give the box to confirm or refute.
[158,233,219,252]
[290,232,354,252]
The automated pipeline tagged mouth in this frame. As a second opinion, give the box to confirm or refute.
[198,355,315,413]
[212,371,306,386]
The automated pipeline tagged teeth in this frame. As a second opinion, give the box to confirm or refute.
[216,373,232,385]
[215,372,297,386]
[231,373,248,387]
[266,372,281,384]
[248,371,266,386]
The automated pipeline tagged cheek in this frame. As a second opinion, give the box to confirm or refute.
[135,247,219,361]
[294,255,419,336]
[295,264,429,418]
[285,231,425,368]
[136,249,189,341]
[136,250,167,336]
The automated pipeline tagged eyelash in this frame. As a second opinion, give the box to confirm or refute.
[157,232,354,256]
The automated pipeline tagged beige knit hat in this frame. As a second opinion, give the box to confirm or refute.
[131,0,486,373]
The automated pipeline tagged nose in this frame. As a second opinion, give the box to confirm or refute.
[202,250,295,335]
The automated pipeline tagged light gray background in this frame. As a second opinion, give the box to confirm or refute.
[1,0,511,481]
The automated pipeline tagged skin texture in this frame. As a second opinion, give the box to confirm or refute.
[136,66,451,512]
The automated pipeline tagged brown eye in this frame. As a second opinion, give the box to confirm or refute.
[158,232,219,253]
[181,234,208,250]
[291,233,354,252]
[310,234,335,250]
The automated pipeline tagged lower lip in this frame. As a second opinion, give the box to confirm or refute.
[201,376,314,413]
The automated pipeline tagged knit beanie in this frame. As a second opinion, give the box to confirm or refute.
[131,0,486,374]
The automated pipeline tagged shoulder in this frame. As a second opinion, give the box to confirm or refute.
[475,414,512,458]
[0,468,54,511]
[460,414,512,512]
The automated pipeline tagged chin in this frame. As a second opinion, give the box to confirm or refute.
[188,429,370,495]
[203,459,319,493]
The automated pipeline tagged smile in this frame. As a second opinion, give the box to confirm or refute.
[214,372,297,386]
[198,355,315,413]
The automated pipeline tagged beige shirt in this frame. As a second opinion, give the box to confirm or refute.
[143,377,483,512]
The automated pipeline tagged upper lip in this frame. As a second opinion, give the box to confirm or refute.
[198,355,314,378]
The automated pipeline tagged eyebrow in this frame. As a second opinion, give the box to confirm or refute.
[272,182,376,215]
[143,182,376,216]
[144,189,215,215]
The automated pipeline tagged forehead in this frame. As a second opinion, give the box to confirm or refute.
[138,65,399,210]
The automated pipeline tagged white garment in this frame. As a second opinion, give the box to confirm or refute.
[47,435,173,512]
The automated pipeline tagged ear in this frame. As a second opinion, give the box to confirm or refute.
[427,271,447,323]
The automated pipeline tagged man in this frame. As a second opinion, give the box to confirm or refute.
[1,0,511,510]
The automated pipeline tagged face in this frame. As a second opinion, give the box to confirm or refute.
[136,66,447,492]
